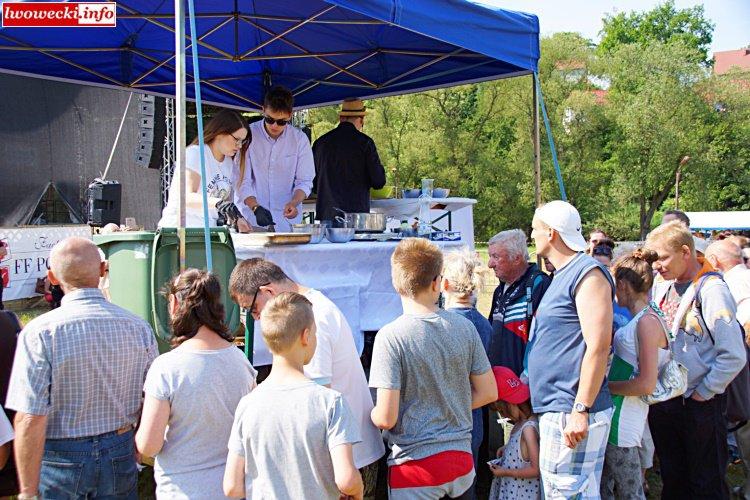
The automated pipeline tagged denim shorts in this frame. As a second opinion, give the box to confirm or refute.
[40,429,138,499]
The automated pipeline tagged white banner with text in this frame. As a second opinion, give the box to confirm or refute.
[0,225,91,301]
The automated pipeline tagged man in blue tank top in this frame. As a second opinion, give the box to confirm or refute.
[527,200,615,499]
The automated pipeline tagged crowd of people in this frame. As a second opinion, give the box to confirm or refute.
[0,201,749,499]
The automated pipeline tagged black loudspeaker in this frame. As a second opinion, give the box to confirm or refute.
[135,94,166,169]
[87,180,122,226]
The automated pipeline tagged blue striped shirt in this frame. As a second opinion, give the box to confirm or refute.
[5,288,158,439]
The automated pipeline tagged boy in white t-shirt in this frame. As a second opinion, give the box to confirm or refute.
[229,258,385,496]
[223,292,362,499]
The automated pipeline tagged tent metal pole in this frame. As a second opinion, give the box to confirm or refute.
[533,73,542,268]
[533,73,541,209]
[175,0,187,272]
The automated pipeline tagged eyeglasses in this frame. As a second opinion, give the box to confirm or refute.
[230,133,249,147]
[248,282,271,314]
[263,115,290,127]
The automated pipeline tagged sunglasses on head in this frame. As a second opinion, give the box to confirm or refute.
[263,115,290,126]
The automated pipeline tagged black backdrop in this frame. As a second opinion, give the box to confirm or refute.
[0,73,162,228]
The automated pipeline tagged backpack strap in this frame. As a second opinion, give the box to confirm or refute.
[694,271,726,345]
[525,270,545,322]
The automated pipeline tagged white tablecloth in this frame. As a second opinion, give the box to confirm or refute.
[232,236,466,366]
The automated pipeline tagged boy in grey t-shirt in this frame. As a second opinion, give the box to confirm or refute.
[369,239,496,499]
[223,292,362,500]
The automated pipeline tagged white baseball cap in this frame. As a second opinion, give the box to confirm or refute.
[534,200,587,252]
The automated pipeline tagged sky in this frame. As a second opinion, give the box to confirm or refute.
[479,0,750,56]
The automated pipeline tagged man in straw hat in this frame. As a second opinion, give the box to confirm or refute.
[312,98,386,222]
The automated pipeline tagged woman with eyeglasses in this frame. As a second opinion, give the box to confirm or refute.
[158,109,252,232]
[136,269,256,499]
[237,85,315,232]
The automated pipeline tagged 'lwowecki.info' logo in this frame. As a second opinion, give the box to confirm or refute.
[1,2,116,27]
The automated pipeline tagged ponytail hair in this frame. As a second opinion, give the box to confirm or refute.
[612,248,659,295]
[163,268,232,347]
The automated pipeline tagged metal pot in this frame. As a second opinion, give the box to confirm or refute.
[334,208,387,233]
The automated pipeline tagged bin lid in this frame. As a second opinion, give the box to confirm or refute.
[93,231,156,245]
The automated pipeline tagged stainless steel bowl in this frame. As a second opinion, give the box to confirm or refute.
[291,223,325,244]
[325,227,355,243]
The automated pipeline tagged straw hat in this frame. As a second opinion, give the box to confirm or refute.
[339,98,367,117]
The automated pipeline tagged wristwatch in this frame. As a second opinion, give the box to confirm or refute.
[573,402,590,413]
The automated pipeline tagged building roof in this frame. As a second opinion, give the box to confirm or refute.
[714,49,750,75]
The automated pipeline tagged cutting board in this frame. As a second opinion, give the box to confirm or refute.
[233,232,311,246]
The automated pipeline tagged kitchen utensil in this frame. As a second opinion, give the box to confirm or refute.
[325,227,355,243]
[352,233,402,242]
[332,208,387,233]
[334,215,349,228]
[431,231,461,241]
[401,188,421,198]
[233,232,311,246]
[291,223,325,244]
[432,188,450,198]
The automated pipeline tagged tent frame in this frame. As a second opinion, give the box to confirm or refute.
[0,2,518,111]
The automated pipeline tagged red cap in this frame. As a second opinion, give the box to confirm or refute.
[492,366,530,405]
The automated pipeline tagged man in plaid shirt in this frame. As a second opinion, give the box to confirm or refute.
[5,237,158,499]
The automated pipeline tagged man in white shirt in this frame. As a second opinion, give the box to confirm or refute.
[238,86,315,232]
[229,258,385,498]
[706,238,750,500]
[706,239,750,335]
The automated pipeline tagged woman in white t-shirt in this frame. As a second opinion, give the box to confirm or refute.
[601,249,669,500]
[135,269,256,499]
[158,110,251,231]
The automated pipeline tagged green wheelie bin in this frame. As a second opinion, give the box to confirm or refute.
[93,231,169,352]
[151,227,240,346]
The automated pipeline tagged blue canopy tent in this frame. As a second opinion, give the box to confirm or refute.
[0,0,539,109]
[1,0,542,359]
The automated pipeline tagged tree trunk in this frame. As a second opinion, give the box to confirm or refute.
[639,193,648,240]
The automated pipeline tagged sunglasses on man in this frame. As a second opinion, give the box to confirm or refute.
[263,115,290,126]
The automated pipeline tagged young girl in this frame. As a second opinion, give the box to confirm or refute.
[488,366,540,500]
[158,109,251,231]
[602,249,669,500]
[441,249,491,474]
[136,269,257,499]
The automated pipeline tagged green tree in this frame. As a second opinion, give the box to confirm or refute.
[598,1,714,64]
[602,41,714,239]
